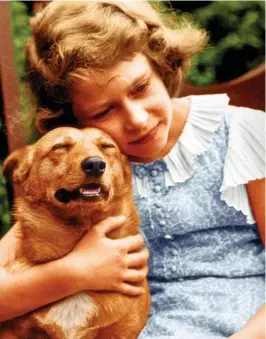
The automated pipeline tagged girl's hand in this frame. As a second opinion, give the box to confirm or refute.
[63,216,149,296]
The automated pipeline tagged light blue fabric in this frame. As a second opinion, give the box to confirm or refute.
[133,99,265,339]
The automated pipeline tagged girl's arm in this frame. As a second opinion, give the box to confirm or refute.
[229,178,266,338]
[246,178,265,246]
[0,216,149,321]
[0,222,20,266]
[229,304,265,339]
[0,256,78,321]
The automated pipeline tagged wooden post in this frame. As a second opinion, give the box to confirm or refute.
[0,1,25,154]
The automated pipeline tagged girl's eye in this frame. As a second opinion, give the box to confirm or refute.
[93,104,115,120]
[132,82,150,96]
[135,84,147,93]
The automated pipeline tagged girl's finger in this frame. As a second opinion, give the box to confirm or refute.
[126,248,149,268]
[123,267,148,283]
[118,234,145,252]
[94,216,126,235]
[119,283,145,296]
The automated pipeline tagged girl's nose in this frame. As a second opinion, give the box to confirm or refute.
[124,102,149,131]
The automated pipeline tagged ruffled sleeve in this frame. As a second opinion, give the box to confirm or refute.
[220,106,265,224]
[164,94,230,186]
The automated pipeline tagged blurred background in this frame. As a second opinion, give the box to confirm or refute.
[0,1,265,236]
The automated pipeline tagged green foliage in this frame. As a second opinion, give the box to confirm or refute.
[0,114,11,235]
[0,167,11,236]
[187,1,265,86]
[151,1,197,30]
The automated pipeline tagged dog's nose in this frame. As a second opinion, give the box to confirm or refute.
[81,157,106,176]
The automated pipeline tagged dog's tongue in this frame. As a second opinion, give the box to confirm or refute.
[79,184,101,197]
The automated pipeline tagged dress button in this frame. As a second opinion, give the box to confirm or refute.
[154,185,161,193]
[171,265,177,272]
[164,234,172,240]
[171,249,178,255]
[159,220,166,227]
[151,170,158,177]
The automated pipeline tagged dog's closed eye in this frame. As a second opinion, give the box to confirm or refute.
[52,143,73,152]
[100,143,115,150]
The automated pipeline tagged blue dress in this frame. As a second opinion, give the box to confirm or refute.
[132,94,265,339]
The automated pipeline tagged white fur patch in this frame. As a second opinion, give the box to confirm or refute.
[39,292,97,338]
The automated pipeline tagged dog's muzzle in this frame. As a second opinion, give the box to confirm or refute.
[54,157,106,204]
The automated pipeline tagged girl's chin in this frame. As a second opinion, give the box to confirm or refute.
[125,124,169,161]
[127,143,167,162]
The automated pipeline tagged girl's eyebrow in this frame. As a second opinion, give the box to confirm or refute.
[130,71,151,90]
[105,69,151,91]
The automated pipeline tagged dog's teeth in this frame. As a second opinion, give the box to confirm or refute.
[79,187,101,196]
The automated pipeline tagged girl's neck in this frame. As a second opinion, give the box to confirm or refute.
[161,97,190,157]
[130,97,190,163]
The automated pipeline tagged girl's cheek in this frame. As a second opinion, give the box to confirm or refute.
[79,118,93,128]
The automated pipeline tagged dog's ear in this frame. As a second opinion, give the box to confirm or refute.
[2,146,34,184]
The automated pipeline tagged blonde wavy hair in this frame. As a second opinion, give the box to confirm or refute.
[26,0,208,135]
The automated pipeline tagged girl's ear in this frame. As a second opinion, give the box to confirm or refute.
[2,146,35,184]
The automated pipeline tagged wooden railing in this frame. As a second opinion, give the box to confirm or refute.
[180,63,265,111]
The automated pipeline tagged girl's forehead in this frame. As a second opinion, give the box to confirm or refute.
[71,53,152,94]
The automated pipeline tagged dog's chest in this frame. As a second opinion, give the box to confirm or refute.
[36,292,97,338]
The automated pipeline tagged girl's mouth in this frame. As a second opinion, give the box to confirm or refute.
[130,123,159,145]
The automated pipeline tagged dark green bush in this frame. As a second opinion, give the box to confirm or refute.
[188,1,265,86]
[0,169,11,236]
[0,113,11,236]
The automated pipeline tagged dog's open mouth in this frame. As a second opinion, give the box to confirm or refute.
[55,183,104,203]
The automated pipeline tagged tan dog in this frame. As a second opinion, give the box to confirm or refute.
[1,127,150,339]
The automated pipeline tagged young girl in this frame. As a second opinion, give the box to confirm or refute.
[1,1,265,338]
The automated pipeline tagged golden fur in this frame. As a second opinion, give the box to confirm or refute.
[1,127,150,339]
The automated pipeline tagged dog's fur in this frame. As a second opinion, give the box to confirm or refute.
[1,127,150,339]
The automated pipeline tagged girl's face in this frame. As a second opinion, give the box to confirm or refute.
[70,54,173,161]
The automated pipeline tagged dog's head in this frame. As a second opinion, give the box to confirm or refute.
[3,127,132,217]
